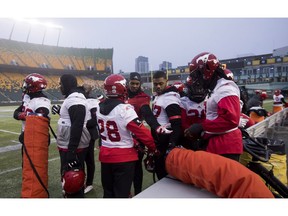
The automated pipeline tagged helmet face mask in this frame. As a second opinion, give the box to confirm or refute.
[22,73,47,94]
[104,74,127,99]
[186,74,207,103]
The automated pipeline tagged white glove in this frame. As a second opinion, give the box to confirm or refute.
[156,123,173,134]
[239,116,249,128]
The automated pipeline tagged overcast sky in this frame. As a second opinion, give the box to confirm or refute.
[0,1,287,74]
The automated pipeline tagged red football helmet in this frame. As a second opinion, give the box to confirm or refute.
[104,74,127,98]
[173,81,185,93]
[22,73,47,93]
[274,89,281,96]
[189,52,220,80]
[224,69,234,81]
[62,168,85,194]
[255,89,262,95]
[260,91,268,100]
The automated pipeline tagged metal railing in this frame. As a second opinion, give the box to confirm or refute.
[246,108,288,138]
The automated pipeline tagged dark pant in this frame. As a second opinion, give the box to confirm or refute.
[153,133,170,180]
[59,148,88,198]
[133,150,145,195]
[85,139,96,186]
[101,161,136,198]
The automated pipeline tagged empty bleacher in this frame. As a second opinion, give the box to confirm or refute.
[0,38,112,104]
[0,38,113,71]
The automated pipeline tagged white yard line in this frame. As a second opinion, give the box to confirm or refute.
[0,157,59,175]
[0,129,20,135]
[0,138,56,153]
[0,143,22,153]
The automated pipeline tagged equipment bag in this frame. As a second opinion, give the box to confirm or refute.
[166,148,274,198]
[22,115,50,198]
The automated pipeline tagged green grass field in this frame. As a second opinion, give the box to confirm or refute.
[0,101,274,198]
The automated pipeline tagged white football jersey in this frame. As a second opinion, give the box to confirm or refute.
[86,98,100,119]
[180,96,205,118]
[96,103,138,148]
[273,94,284,107]
[206,78,240,121]
[152,91,180,125]
[22,95,51,131]
[57,92,90,149]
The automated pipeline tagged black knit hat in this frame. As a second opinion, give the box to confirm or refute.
[60,74,77,97]
[130,72,141,82]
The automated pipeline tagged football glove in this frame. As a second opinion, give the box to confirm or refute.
[148,148,160,157]
[52,104,61,115]
[184,123,203,139]
[17,112,27,120]
[156,123,173,134]
[66,151,80,169]
[238,116,249,128]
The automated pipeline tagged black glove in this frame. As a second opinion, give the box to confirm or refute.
[148,148,160,157]
[19,131,24,144]
[184,123,203,139]
[52,104,61,115]
[66,150,80,169]
[134,141,146,153]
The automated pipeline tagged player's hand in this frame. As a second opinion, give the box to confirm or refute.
[184,123,203,139]
[148,148,160,157]
[17,112,27,120]
[66,151,80,169]
[156,123,172,134]
[238,116,249,128]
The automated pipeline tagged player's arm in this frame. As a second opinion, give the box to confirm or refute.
[127,118,156,152]
[202,96,240,132]
[35,107,50,117]
[13,103,26,120]
[87,107,98,128]
[165,104,182,145]
[68,104,86,152]
[140,104,161,130]
[281,97,287,104]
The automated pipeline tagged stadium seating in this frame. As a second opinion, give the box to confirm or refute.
[0,38,112,104]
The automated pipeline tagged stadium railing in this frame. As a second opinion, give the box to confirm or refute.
[246,108,288,138]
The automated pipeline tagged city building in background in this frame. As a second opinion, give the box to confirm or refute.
[159,61,172,70]
[135,56,149,73]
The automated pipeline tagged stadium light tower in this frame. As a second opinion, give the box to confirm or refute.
[57,28,62,47]
[42,21,63,45]
[26,19,39,42]
[9,22,15,40]
[10,18,63,45]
